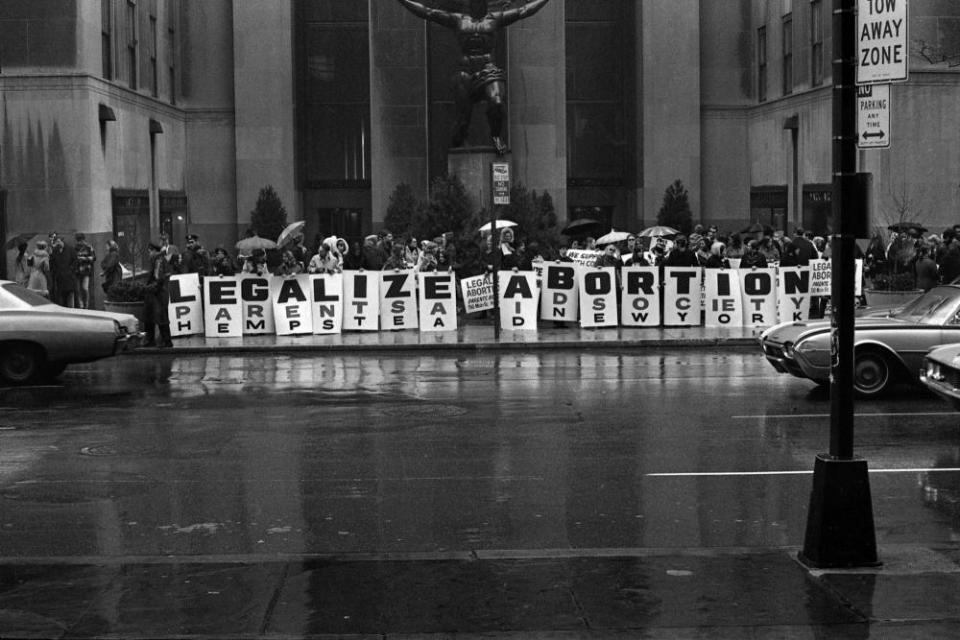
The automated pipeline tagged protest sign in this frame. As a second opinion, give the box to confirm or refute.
[663,267,702,326]
[380,270,418,330]
[310,273,342,334]
[239,275,276,335]
[566,249,602,267]
[578,266,618,328]
[460,274,495,314]
[540,263,578,322]
[498,270,538,330]
[418,272,457,331]
[272,274,313,335]
[342,270,380,331]
[704,269,743,327]
[777,266,812,323]
[620,266,660,327]
[740,268,778,326]
[204,276,243,338]
[169,273,203,337]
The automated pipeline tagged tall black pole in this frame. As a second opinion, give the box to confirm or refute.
[491,206,501,340]
[830,0,858,459]
[799,0,878,568]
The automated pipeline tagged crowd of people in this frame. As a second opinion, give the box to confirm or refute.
[13,231,97,309]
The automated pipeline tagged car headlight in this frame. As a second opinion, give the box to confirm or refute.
[783,342,795,358]
[925,360,945,382]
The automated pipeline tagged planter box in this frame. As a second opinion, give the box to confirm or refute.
[863,288,923,308]
[103,301,145,329]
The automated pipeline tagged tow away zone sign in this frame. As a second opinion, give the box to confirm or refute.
[857,84,890,149]
[857,0,908,85]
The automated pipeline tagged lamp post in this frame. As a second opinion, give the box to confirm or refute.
[799,0,879,569]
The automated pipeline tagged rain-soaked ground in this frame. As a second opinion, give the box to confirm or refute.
[1,349,960,637]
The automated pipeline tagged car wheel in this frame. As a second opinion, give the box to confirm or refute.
[854,350,892,397]
[0,343,44,385]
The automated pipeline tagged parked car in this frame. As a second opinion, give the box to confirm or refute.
[759,284,960,397]
[0,280,142,385]
[920,343,960,410]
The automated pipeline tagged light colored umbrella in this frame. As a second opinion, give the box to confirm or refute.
[637,225,680,238]
[595,229,632,245]
[477,220,518,234]
[235,235,277,252]
[277,220,306,247]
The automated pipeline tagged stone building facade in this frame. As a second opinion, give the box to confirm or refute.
[2,0,959,285]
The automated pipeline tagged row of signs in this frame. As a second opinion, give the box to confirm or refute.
[165,260,859,338]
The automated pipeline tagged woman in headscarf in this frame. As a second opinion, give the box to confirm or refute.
[27,241,51,297]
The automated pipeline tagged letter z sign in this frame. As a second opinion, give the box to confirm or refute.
[857,0,908,85]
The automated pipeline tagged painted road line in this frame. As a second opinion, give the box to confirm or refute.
[731,412,957,419]
[647,468,960,477]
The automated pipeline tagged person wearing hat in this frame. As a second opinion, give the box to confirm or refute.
[142,241,173,348]
[179,233,210,275]
[361,234,386,270]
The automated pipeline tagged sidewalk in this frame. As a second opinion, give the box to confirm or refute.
[136,321,763,355]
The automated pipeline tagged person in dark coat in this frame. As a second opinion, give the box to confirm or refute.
[663,236,698,267]
[100,240,123,296]
[915,245,940,291]
[739,240,768,268]
[49,235,78,307]
[143,242,173,348]
[791,228,817,265]
[361,235,386,270]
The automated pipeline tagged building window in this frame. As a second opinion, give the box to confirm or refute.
[101,0,113,79]
[125,0,138,89]
[166,0,177,104]
[758,26,767,102]
[811,0,824,86]
[565,2,633,185]
[148,15,158,96]
[782,14,793,95]
[296,1,371,187]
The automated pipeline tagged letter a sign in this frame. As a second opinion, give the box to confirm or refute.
[856,0,908,85]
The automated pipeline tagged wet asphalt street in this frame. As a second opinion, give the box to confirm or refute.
[2,348,960,637]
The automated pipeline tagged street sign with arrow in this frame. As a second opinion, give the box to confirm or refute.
[857,83,890,149]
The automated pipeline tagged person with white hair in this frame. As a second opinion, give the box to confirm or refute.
[704,242,730,269]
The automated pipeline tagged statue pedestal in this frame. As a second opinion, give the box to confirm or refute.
[447,147,510,212]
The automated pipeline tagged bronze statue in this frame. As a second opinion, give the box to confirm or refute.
[394,0,551,155]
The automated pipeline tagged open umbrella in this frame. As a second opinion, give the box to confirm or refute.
[561,218,603,236]
[235,235,278,253]
[277,221,306,248]
[477,219,518,234]
[637,225,679,238]
[888,222,927,235]
[595,230,633,245]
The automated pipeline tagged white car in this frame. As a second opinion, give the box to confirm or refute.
[0,281,143,384]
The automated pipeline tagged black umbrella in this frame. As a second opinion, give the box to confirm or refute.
[561,218,603,236]
[887,222,927,235]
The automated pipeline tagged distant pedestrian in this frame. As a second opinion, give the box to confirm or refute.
[49,235,78,307]
[74,232,96,309]
[13,242,30,287]
[99,240,123,296]
[143,242,173,348]
[27,241,51,297]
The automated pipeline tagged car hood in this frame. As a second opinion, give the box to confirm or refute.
[762,316,916,344]
[29,304,140,332]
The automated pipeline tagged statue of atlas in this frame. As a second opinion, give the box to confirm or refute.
[394,0,552,155]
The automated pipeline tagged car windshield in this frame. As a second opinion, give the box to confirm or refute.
[0,283,57,308]
[892,286,960,325]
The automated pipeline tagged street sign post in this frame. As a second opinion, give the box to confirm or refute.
[857,84,890,149]
[856,0,908,85]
